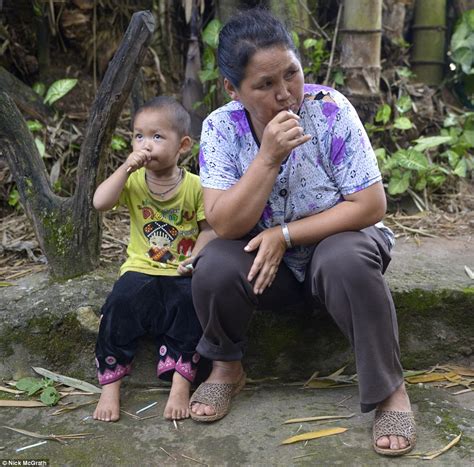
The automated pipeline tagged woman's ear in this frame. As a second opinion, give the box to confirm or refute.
[178,135,193,154]
[224,78,239,101]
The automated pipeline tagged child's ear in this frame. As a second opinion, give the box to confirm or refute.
[179,135,193,154]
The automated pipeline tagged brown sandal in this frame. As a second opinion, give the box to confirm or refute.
[373,410,416,456]
[189,372,246,422]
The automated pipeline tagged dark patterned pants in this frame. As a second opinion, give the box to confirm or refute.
[95,272,209,385]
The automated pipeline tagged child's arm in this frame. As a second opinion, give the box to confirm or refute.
[93,150,151,211]
[177,220,216,275]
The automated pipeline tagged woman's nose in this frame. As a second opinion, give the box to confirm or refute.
[276,83,290,101]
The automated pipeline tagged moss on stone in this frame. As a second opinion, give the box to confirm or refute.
[1,313,94,370]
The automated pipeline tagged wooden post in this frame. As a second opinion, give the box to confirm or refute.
[411,0,447,86]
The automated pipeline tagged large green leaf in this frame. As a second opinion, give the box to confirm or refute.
[44,79,78,105]
[202,19,221,49]
[388,171,410,195]
[413,136,453,152]
[451,21,469,50]
[452,47,474,74]
[40,387,60,406]
[454,158,468,177]
[375,104,391,125]
[27,120,43,132]
[198,68,219,83]
[202,46,215,70]
[395,95,412,114]
[393,116,413,130]
[397,150,429,171]
[16,377,44,396]
[442,150,460,168]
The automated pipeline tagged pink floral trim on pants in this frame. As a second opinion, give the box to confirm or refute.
[97,363,132,385]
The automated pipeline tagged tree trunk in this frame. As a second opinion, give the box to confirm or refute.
[33,1,50,79]
[270,0,310,30]
[216,0,241,24]
[411,0,447,86]
[182,0,205,139]
[382,0,410,43]
[0,11,155,279]
[340,0,382,97]
[0,66,53,122]
[452,0,474,16]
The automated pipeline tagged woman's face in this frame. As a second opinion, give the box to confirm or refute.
[224,46,304,136]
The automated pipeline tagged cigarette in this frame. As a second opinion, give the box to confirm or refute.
[136,401,158,414]
[16,440,48,452]
[126,166,133,173]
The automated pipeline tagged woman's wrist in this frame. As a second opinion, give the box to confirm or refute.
[281,223,292,248]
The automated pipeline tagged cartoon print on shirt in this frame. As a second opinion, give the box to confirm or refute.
[143,221,179,264]
[139,205,155,220]
[177,238,195,260]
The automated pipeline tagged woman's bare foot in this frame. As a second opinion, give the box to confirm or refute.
[190,361,243,417]
[375,382,412,451]
[93,380,121,422]
[164,372,191,420]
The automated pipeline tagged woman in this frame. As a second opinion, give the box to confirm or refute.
[190,8,416,456]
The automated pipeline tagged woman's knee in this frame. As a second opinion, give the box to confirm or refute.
[193,238,250,291]
[313,231,382,279]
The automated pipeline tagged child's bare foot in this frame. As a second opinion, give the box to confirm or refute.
[93,380,121,422]
[163,371,191,420]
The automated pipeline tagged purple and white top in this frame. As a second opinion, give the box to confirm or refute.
[199,84,394,281]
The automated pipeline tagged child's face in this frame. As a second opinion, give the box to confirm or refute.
[132,109,186,173]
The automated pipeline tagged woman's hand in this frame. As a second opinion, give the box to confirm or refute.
[260,111,311,166]
[125,149,152,173]
[244,227,287,294]
[177,256,195,276]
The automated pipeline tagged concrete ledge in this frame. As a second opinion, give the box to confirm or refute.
[1,236,473,382]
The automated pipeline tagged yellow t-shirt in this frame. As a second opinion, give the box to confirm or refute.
[118,168,205,277]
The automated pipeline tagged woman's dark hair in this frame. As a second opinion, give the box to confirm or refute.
[133,96,191,137]
[218,8,299,89]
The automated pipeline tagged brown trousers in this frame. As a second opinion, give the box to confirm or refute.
[192,226,403,412]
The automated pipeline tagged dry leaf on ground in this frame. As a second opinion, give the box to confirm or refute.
[283,414,355,424]
[280,427,348,445]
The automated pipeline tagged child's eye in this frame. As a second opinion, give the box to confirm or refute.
[135,134,143,140]
[153,134,162,141]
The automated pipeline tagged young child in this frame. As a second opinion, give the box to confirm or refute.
[92,96,214,422]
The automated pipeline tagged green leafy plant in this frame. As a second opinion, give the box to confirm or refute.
[110,134,128,151]
[43,79,78,106]
[16,377,60,406]
[302,38,329,80]
[374,111,473,197]
[32,78,78,106]
[196,19,223,113]
[449,9,474,107]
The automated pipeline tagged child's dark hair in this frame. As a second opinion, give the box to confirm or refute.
[134,96,191,137]
[218,8,299,89]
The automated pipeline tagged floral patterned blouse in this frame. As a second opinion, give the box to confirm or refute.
[199,84,394,281]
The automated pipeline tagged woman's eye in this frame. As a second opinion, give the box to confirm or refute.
[285,70,297,79]
[258,81,272,89]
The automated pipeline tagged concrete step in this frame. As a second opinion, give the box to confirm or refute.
[0,236,473,383]
[0,381,472,465]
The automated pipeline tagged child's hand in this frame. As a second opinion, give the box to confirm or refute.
[125,149,151,173]
[177,257,195,276]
